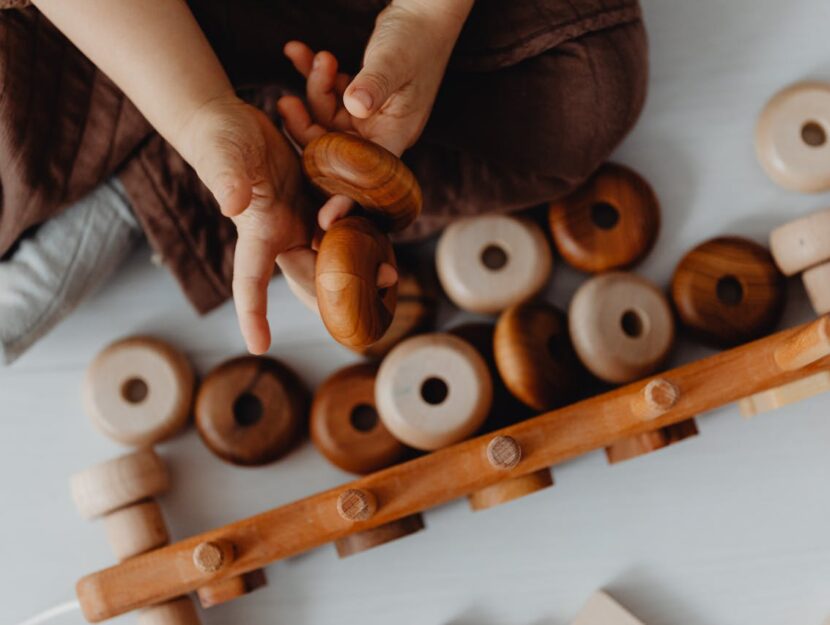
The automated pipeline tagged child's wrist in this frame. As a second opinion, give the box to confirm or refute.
[173,90,243,168]
[394,0,473,39]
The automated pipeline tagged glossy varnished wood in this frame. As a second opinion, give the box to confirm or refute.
[548,163,660,273]
[671,236,786,346]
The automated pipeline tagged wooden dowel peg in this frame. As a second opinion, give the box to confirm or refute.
[631,379,680,420]
[774,316,830,371]
[486,436,522,469]
[192,540,235,574]
[336,488,377,522]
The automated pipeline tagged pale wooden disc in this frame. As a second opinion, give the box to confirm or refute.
[803,261,830,314]
[571,591,645,625]
[103,499,169,561]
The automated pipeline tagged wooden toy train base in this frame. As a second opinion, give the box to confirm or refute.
[76,316,830,622]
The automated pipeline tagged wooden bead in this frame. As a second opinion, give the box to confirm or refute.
[195,356,308,466]
[302,132,422,233]
[467,468,554,511]
[336,488,377,521]
[569,273,675,384]
[605,419,698,464]
[755,82,830,193]
[770,207,830,275]
[192,540,235,574]
[375,333,493,451]
[334,513,425,558]
[316,216,397,347]
[70,448,170,520]
[803,261,830,315]
[103,500,169,561]
[493,302,581,411]
[310,363,408,475]
[83,337,194,446]
[196,569,267,609]
[671,236,786,346]
[435,215,553,314]
[137,597,201,625]
[548,163,659,273]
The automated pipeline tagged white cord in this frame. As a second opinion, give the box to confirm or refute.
[12,599,81,625]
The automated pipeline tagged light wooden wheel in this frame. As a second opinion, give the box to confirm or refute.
[770,207,830,275]
[436,215,552,314]
[103,500,169,561]
[803,261,830,315]
[375,333,493,450]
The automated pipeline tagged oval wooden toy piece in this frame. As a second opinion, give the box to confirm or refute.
[770,207,830,275]
[375,333,493,450]
[316,216,398,347]
[548,163,660,273]
[303,132,422,233]
[70,448,170,520]
[671,236,786,346]
[311,363,409,475]
[83,337,194,447]
[569,272,675,384]
[494,302,581,411]
[103,500,169,561]
[755,82,830,193]
[435,214,553,314]
[803,261,830,314]
[136,596,201,625]
[196,569,268,609]
[195,356,309,466]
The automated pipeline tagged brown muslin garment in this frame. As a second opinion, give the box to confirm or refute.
[0,0,647,313]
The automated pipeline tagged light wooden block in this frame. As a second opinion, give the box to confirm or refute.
[739,370,830,417]
[572,591,645,625]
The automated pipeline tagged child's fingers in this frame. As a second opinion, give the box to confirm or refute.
[318,194,354,230]
[377,262,398,288]
[307,51,340,127]
[284,41,315,78]
[276,247,319,313]
[276,96,327,147]
[232,226,280,354]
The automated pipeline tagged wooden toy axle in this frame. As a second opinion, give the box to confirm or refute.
[76,316,830,622]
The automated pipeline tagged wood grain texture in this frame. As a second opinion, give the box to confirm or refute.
[493,302,581,411]
[75,317,830,622]
[310,363,409,475]
[467,468,554,511]
[571,591,645,625]
[195,569,267,609]
[605,419,698,464]
[334,514,425,558]
[303,132,422,233]
[84,337,194,447]
[770,207,830,275]
[802,261,830,315]
[671,236,786,346]
[103,500,169,562]
[194,356,309,466]
[136,597,201,625]
[739,370,830,417]
[548,163,660,273]
[755,82,830,193]
[316,216,397,347]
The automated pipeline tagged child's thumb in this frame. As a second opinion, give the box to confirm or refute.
[344,37,410,120]
[198,149,254,218]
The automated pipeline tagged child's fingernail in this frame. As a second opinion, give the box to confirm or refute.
[377,263,398,288]
[350,89,374,113]
[313,54,322,68]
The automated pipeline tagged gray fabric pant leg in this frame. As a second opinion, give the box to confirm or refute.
[0,179,142,365]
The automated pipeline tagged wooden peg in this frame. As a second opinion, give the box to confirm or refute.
[83,337,194,447]
[70,448,170,520]
[569,272,675,384]
[435,215,552,314]
[195,356,309,466]
[769,207,830,275]
[137,597,201,625]
[739,370,830,417]
[802,261,830,315]
[192,540,235,574]
[336,488,377,522]
[316,216,398,347]
[548,163,659,273]
[196,569,268,609]
[310,363,408,475]
[774,316,830,371]
[493,302,581,411]
[103,500,169,561]
[572,591,646,625]
[334,514,425,558]
[375,333,493,450]
[755,82,830,193]
[671,237,786,346]
[631,379,680,420]
[486,435,522,469]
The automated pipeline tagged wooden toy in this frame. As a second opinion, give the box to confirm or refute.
[303,132,422,347]
[435,214,552,314]
[375,333,493,451]
[739,370,830,417]
[103,500,169,561]
[493,301,581,411]
[803,262,830,314]
[83,337,194,446]
[73,316,830,622]
[572,591,645,625]
[755,82,830,193]
[548,163,659,273]
[671,236,786,346]
[137,597,201,625]
[769,207,830,275]
[194,356,309,466]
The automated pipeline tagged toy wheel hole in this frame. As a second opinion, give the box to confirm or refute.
[590,202,620,230]
[421,377,449,405]
[547,334,567,360]
[350,404,379,432]
[121,377,148,404]
[621,310,644,338]
[481,244,508,271]
[233,393,263,427]
[802,121,826,147]
[716,275,744,306]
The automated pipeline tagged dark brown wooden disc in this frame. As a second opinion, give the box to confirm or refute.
[334,513,425,558]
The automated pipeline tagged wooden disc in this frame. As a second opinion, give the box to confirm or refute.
[548,163,660,273]
[493,302,581,411]
[302,132,422,232]
[770,207,830,275]
[84,337,194,446]
[435,215,553,314]
[334,513,425,558]
[755,82,830,193]
[605,419,699,464]
[803,261,830,315]
[467,468,554,511]
[103,499,169,561]
[569,273,675,384]
[137,597,201,625]
[195,356,308,466]
[70,448,170,520]
[311,363,408,475]
[671,236,786,346]
[196,569,268,609]
[375,333,493,451]
[316,216,397,347]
